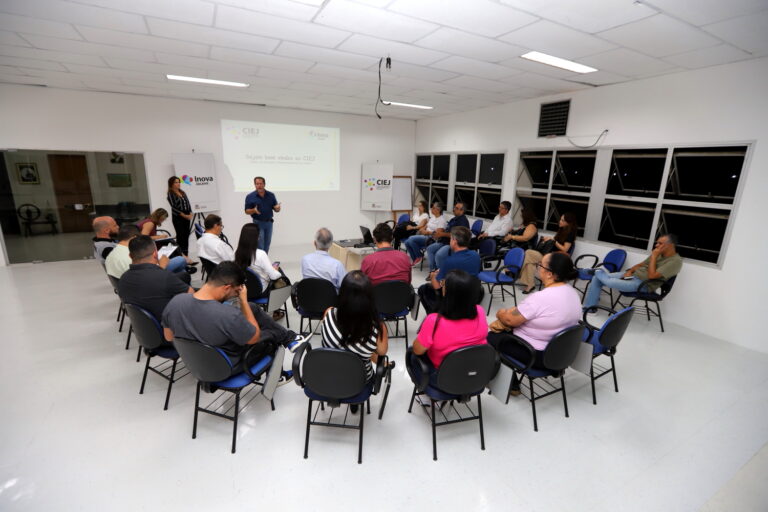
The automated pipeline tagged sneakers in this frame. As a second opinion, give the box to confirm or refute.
[412,257,423,267]
[286,334,308,353]
[277,370,293,386]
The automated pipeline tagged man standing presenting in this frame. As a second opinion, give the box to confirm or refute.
[244,176,280,253]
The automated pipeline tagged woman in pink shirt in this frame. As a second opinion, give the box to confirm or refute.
[409,270,488,385]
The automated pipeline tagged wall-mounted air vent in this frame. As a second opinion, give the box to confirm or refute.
[538,100,570,137]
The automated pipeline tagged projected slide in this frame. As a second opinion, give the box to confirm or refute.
[222,119,340,192]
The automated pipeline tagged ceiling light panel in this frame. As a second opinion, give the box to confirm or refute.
[315,0,438,43]
[500,20,617,59]
[415,27,526,62]
[598,14,721,58]
[167,74,249,87]
[146,18,279,54]
[520,51,597,73]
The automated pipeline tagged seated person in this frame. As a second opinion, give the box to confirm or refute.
[501,207,538,250]
[393,200,429,250]
[404,202,447,266]
[477,201,514,241]
[408,269,488,388]
[300,227,347,290]
[426,202,469,272]
[105,224,140,279]
[418,226,481,314]
[234,223,289,320]
[518,212,577,294]
[361,223,412,286]
[117,235,194,321]
[197,214,234,264]
[583,234,682,309]
[320,271,388,385]
[137,208,172,241]
[163,262,304,375]
[92,216,118,264]
[487,252,582,394]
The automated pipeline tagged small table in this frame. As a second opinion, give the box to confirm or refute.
[329,243,376,271]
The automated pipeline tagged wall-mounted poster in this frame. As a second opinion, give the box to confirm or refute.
[16,163,39,184]
[107,173,132,187]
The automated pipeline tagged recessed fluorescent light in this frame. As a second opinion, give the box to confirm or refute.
[521,51,597,74]
[166,74,249,88]
[381,100,433,110]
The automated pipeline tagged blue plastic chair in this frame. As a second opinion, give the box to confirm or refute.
[470,219,483,237]
[396,213,410,225]
[581,305,634,404]
[477,247,524,309]
[574,248,627,302]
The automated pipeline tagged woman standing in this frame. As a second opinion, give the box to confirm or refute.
[167,176,192,256]
[518,212,577,294]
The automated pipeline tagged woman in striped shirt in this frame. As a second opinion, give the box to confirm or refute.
[167,176,193,256]
[320,270,388,383]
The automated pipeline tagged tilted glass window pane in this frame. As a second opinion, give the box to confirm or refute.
[416,155,431,180]
[454,186,476,216]
[476,188,501,220]
[518,152,552,189]
[432,155,450,181]
[514,191,547,229]
[657,205,730,264]
[456,154,477,183]
[546,194,588,237]
[415,182,430,206]
[430,185,448,208]
[665,147,746,204]
[608,149,666,198]
[552,151,596,192]
[598,200,656,250]
[479,153,504,185]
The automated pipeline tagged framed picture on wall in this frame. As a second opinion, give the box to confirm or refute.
[107,173,132,187]
[16,163,40,184]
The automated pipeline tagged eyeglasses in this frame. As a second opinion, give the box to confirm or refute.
[536,262,553,272]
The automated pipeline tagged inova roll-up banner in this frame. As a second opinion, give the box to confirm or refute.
[361,163,393,211]
[172,153,219,212]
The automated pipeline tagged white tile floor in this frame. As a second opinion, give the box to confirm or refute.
[1,247,767,511]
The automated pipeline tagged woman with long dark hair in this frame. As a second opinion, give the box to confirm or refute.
[518,212,577,294]
[234,223,283,302]
[502,207,538,249]
[167,176,193,256]
[320,271,388,383]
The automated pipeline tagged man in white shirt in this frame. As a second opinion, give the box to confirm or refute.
[300,227,347,289]
[105,224,140,279]
[404,202,448,266]
[197,214,234,264]
[478,201,514,240]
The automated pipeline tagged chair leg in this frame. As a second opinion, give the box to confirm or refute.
[163,358,178,411]
[505,371,516,405]
[283,305,290,328]
[404,316,409,348]
[611,354,619,392]
[561,375,569,418]
[590,362,597,405]
[477,394,485,451]
[656,302,665,332]
[192,382,200,439]
[304,399,312,459]
[136,345,142,363]
[299,317,304,335]
[116,301,122,322]
[271,399,275,411]
[529,376,538,432]
[487,284,495,311]
[139,354,151,394]
[645,300,651,321]
[379,375,392,420]
[431,399,438,461]
[358,403,365,464]
[366,398,371,415]
[232,392,240,454]
[408,386,417,413]
[512,285,518,307]
[119,303,126,332]
[125,324,132,350]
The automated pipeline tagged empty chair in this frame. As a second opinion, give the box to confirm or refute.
[292,278,338,334]
[373,281,415,347]
[613,276,676,332]
[477,247,525,310]
[582,305,634,404]
[574,248,627,302]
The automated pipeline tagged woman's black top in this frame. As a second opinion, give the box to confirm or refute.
[167,190,191,217]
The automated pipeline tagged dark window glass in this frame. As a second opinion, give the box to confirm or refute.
[479,154,504,185]
[415,183,430,206]
[657,205,729,264]
[456,154,477,183]
[519,152,552,189]
[430,185,448,208]
[454,186,476,215]
[476,188,501,220]
[598,200,656,250]
[416,155,431,180]
[546,194,587,237]
[514,192,547,229]
[552,151,595,192]
[432,155,450,181]
[607,149,666,198]
[666,147,746,204]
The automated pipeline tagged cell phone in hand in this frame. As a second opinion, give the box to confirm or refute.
[272,261,280,268]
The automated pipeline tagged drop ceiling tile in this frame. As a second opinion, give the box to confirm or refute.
[385,61,458,81]
[19,67,120,83]
[703,11,768,56]
[0,64,29,76]
[215,5,350,48]
[288,81,338,93]
[441,75,514,92]
[498,0,657,34]
[644,0,768,26]
[155,52,258,74]
[662,44,754,69]
[415,28,526,62]
[566,70,629,86]
[337,34,448,65]
[497,56,580,79]
[0,13,81,40]
[275,41,379,69]
[103,57,206,77]
[256,67,341,85]
[350,0,393,6]
[430,55,521,79]
[22,35,156,61]
[210,47,313,71]
[500,20,616,59]
[63,63,167,82]
[212,0,320,21]
[146,18,279,54]
[70,0,215,26]
[0,45,105,66]
[0,0,148,34]
[0,55,67,72]
[388,0,537,37]
[77,26,210,58]
[315,0,438,43]
[307,63,379,82]
[503,72,587,93]
[579,48,679,77]
[0,31,30,47]
[598,14,721,58]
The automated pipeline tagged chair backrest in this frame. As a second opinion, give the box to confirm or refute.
[194,222,204,238]
[244,267,264,300]
[504,246,525,271]
[199,257,216,282]
[470,219,483,236]
[397,213,410,225]
[477,238,496,258]
[658,275,677,299]
[373,281,413,315]
[302,347,367,399]
[435,344,498,396]
[267,285,293,312]
[595,307,634,351]
[107,274,120,293]
[173,337,233,382]
[296,278,338,314]
[542,325,585,371]
[123,304,166,351]
[603,248,627,273]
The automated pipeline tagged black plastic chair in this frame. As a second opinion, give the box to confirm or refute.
[581,305,634,404]
[406,344,499,460]
[373,281,415,347]
[292,278,338,334]
[199,257,216,283]
[245,268,291,328]
[123,304,186,410]
[292,345,393,464]
[173,338,279,453]
[495,325,584,431]
[613,276,677,332]
[108,274,139,360]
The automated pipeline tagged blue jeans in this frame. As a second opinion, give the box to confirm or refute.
[426,242,447,271]
[404,235,429,261]
[583,270,641,308]
[166,255,187,273]
[257,220,273,253]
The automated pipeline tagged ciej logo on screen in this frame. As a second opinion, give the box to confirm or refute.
[226,126,260,140]
[181,174,214,186]
[363,177,391,191]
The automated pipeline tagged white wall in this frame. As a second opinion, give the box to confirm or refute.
[0,85,416,263]
[416,57,768,352]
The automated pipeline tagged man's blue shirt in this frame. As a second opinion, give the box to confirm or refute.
[245,190,278,222]
[436,249,480,281]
